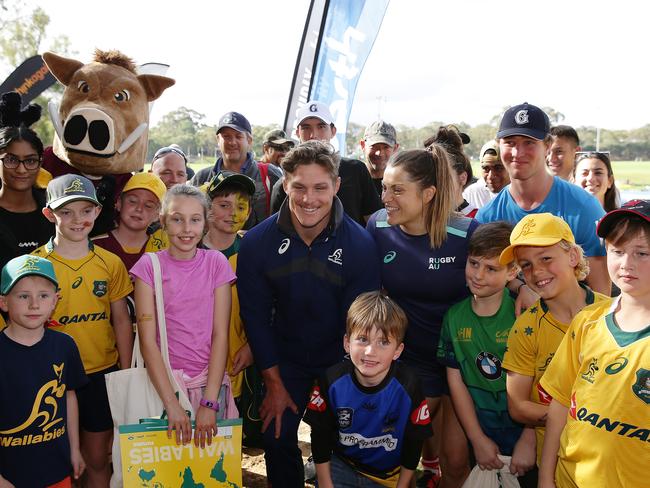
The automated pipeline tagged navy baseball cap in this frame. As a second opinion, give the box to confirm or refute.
[596,199,650,238]
[497,102,550,141]
[217,112,252,135]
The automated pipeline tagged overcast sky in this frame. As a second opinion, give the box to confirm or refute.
[28,0,650,130]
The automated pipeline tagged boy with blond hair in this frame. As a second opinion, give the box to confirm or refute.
[500,213,608,467]
[0,255,87,487]
[33,174,133,487]
[438,221,537,485]
[539,200,650,487]
[304,291,432,488]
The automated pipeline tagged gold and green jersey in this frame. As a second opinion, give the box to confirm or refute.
[32,239,132,373]
[540,298,650,488]
[502,286,607,463]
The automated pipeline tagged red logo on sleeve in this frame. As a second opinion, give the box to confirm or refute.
[410,400,430,425]
[569,392,577,419]
[307,386,327,412]
[537,383,553,405]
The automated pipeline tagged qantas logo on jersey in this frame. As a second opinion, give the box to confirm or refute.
[410,400,430,425]
[572,404,650,443]
[56,311,107,325]
[307,386,326,412]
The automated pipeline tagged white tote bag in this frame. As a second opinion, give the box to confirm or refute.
[106,252,194,488]
[461,455,521,488]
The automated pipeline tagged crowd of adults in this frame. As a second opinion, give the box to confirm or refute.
[0,94,623,487]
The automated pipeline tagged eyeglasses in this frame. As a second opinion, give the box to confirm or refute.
[0,154,41,170]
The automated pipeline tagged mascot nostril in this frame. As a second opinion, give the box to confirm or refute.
[63,115,87,146]
[89,120,110,151]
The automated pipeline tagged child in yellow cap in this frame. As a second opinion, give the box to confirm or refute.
[539,200,650,487]
[93,172,168,271]
[499,213,608,467]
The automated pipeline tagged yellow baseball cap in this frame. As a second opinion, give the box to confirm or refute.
[499,213,575,264]
[122,172,166,204]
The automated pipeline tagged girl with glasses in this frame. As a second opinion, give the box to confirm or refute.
[0,92,54,270]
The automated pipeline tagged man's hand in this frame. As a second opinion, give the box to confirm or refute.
[259,382,298,439]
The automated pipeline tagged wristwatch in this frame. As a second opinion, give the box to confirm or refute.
[199,398,219,411]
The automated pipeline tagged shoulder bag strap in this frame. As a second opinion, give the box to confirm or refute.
[147,252,173,370]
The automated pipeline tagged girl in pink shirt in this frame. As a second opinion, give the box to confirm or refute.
[131,184,235,447]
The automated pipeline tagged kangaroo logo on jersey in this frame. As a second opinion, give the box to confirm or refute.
[278,238,290,254]
[328,248,343,265]
[337,407,354,429]
[476,351,502,380]
[632,368,650,404]
[92,280,107,297]
[580,358,599,384]
[0,364,67,447]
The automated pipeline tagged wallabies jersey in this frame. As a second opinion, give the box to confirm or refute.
[437,291,522,454]
[502,285,606,462]
[540,298,650,488]
[0,329,87,486]
[304,360,432,487]
[32,239,133,373]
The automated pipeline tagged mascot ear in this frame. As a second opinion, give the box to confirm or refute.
[42,52,85,86]
[137,74,175,102]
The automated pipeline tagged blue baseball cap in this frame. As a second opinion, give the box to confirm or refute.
[497,102,550,141]
[217,112,252,135]
[46,174,100,210]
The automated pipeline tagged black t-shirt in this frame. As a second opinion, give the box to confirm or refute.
[0,329,87,487]
[270,158,382,225]
[0,189,54,270]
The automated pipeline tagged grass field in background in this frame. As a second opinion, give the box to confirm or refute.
[183,159,650,190]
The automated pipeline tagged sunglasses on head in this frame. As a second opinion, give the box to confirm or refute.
[153,146,187,164]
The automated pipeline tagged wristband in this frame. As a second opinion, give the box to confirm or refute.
[199,398,219,411]
[516,282,527,294]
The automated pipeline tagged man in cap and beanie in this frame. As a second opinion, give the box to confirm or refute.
[463,140,510,209]
[190,111,282,229]
[259,129,295,167]
[360,120,399,195]
[476,102,610,298]
[270,101,382,225]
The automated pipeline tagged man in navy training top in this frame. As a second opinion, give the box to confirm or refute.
[237,140,381,487]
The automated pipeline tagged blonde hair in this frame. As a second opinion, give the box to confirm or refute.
[346,291,408,343]
[556,240,589,281]
[389,147,456,248]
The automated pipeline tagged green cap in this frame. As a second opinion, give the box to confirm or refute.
[206,171,256,200]
[1,255,58,295]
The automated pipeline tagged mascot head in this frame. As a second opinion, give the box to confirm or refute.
[42,49,174,175]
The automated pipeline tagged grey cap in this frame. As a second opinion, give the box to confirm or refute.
[364,120,397,146]
[46,174,100,210]
[264,129,295,147]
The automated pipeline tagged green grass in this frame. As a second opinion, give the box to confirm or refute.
[469,160,650,190]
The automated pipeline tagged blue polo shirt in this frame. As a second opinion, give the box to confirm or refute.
[237,198,381,371]
[476,177,605,257]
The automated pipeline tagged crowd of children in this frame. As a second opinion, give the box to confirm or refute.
[1,118,649,487]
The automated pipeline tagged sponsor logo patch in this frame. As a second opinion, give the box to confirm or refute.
[307,386,326,412]
[410,400,430,425]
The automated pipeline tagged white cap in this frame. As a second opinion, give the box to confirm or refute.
[296,101,334,126]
